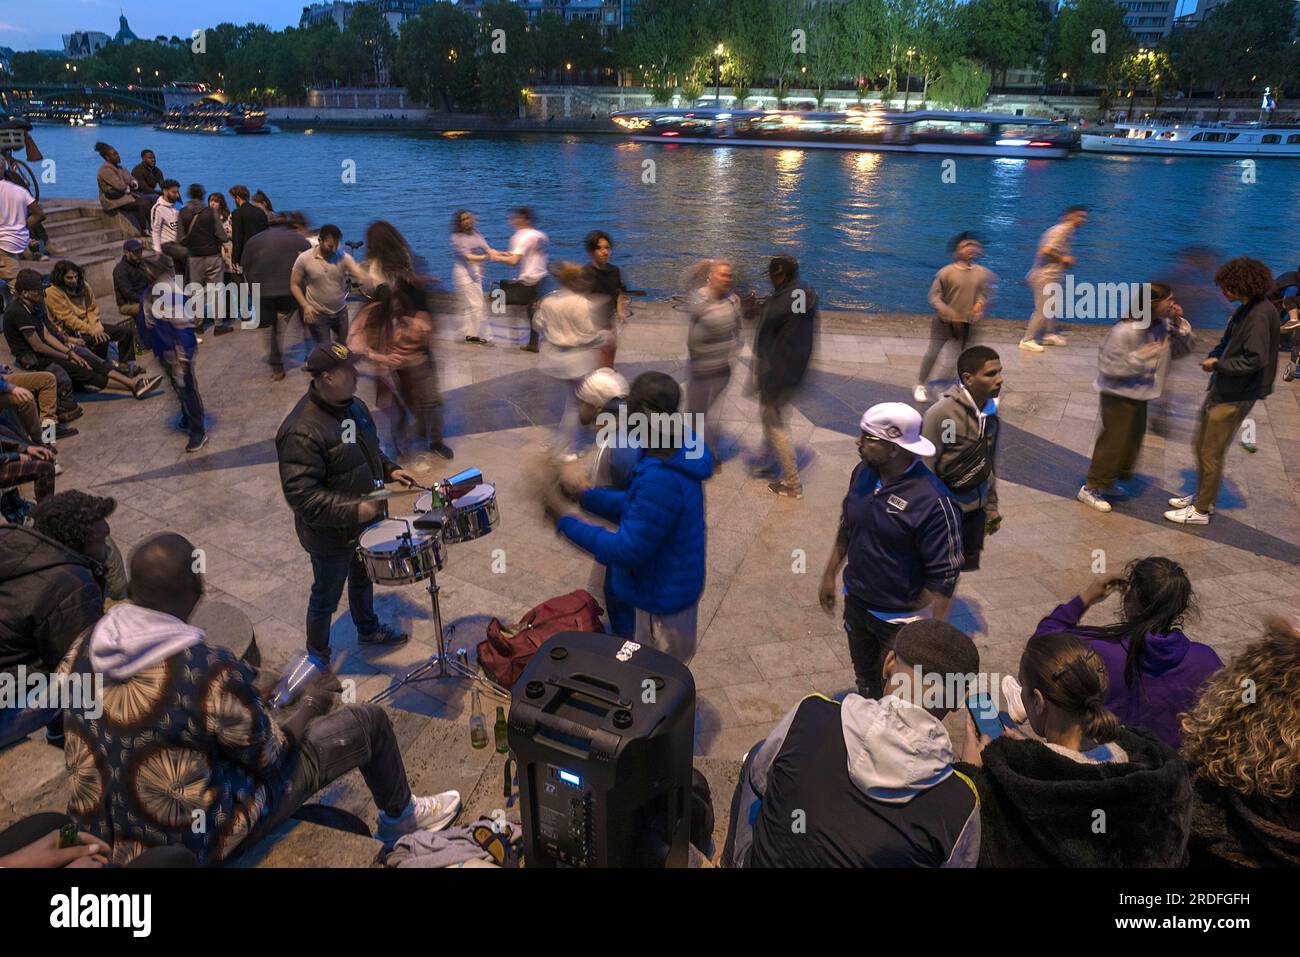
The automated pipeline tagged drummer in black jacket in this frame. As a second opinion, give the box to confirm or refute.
[276,343,418,661]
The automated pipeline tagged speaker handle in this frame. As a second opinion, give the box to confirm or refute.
[547,674,631,710]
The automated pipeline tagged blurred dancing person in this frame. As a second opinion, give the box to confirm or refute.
[1020,205,1087,353]
[450,210,494,345]
[685,258,742,463]
[914,232,994,403]
[535,262,606,460]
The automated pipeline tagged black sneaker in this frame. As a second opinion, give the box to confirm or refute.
[768,480,804,500]
[133,374,164,399]
[213,324,234,336]
[519,343,539,353]
[59,406,84,424]
[55,423,79,438]
[430,441,454,461]
[358,623,409,647]
[186,433,209,453]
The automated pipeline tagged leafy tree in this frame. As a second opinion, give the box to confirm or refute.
[962,0,1052,87]
[346,3,395,85]
[928,57,992,108]
[394,2,478,111]
[1047,0,1131,92]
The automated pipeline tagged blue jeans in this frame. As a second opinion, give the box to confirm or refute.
[306,548,379,658]
[0,703,58,750]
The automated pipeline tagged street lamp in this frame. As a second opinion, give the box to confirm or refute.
[903,47,915,111]
[713,43,724,106]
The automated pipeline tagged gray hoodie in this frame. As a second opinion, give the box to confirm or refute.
[1095,315,1194,401]
[88,602,204,680]
[921,385,999,513]
[725,693,980,868]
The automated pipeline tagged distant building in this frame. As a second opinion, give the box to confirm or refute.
[62,31,112,59]
[113,13,140,44]
[515,0,623,33]
[1115,0,1176,43]
[300,0,436,32]
[0,47,13,75]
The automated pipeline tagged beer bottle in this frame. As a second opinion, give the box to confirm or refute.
[494,705,509,753]
[469,689,488,749]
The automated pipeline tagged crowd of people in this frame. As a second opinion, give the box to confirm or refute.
[1,145,1298,870]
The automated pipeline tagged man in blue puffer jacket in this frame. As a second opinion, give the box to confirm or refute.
[551,372,712,662]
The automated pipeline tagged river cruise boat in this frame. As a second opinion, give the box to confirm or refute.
[610,107,1076,158]
[156,103,274,134]
[1080,119,1300,157]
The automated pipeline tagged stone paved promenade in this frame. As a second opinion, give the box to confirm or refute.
[3,294,1298,864]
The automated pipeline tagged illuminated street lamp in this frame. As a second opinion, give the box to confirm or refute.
[713,43,725,106]
[903,47,915,111]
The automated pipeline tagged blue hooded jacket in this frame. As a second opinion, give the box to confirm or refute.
[558,444,713,616]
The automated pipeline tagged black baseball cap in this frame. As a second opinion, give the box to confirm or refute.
[304,342,355,375]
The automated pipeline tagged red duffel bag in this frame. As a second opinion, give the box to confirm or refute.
[476,589,605,689]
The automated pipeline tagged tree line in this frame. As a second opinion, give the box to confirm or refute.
[6,0,1296,113]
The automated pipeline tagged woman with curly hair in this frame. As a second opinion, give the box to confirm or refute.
[1032,558,1221,748]
[1182,617,1300,867]
[1166,256,1281,525]
[958,631,1193,866]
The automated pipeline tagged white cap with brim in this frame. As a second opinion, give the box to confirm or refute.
[576,367,629,408]
[859,401,936,457]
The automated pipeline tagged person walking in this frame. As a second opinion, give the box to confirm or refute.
[1078,282,1193,513]
[241,211,311,379]
[818,402,964,699]
[921,345,1003,572]
[752,254,817,498]
[1166,257,1280,525]
[914,232,995,403]
[534,262,606,459]
[684,258,741,462]
[450,210,494,345]
[1020,205,1087,353]
[581,230,628,366]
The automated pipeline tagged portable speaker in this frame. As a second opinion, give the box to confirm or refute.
[508,631,695,868]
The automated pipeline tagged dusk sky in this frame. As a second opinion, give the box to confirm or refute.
[2,0,1210,57]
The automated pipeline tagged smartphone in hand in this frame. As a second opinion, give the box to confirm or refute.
[967,693,1014,741]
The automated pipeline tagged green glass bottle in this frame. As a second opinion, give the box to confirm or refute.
[494,705,509,753]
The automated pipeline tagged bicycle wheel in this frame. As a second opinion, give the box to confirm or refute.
[3,156,39,202]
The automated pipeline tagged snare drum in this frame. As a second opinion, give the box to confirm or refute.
[441,483,499,543]
[357,516,446,585]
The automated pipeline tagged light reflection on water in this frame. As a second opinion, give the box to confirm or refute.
[28,124,1296,325]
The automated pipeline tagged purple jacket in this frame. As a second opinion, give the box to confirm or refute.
[1032,597,1222,749]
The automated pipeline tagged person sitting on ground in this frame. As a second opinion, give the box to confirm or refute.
[1,362,74,443]
[3,269,160,400]
[723,620,982,868]
[0,812,195,868]
[44,259,141,374]
[93,142,152,236]
[957,631,1193,867]
[130,149,164,195]
[112,239,152,323]
[0,410,57,514]
[547,372,713,660]
[0,490,111,748]
[1032,558,1220,749]
[2,270,159,401]
[1182,616,1300,867]
[59,532,462,866]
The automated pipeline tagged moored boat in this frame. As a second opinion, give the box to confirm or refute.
[1080,119,1300,157]
[610,107,1076,158]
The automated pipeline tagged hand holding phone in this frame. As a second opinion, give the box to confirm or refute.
[966,693,1013,741]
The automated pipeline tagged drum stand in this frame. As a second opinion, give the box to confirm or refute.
[371,572,509,703]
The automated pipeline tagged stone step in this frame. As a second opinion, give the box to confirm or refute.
[27,238,127,295]
[233,818,384,868]
[45,225,124,254]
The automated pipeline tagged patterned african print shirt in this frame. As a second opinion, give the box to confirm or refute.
[59,627,297,866]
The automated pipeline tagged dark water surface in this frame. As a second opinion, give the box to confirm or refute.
[29,124,1300,325]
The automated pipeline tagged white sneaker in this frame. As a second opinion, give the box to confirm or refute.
[375,790,462,845]
[1019,339,1045,353]
[1077,485,1112,512]
[1043,334,1068,346]
[1164,505,1210,525]
[912,384,928,403]
[1167,494,1194,509]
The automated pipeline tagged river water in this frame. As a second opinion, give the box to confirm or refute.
[26,124,1300,326]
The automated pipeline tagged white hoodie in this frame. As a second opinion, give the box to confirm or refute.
[89,602,204,680]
